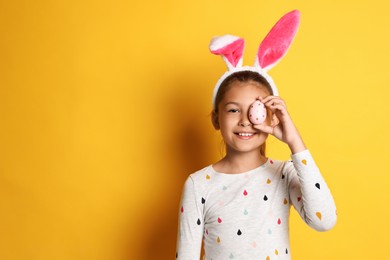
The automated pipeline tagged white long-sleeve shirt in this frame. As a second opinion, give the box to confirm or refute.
[176,150,337,260]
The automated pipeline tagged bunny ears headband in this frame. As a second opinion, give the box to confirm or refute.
[210,10,301,106]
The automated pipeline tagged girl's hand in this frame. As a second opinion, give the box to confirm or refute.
[253,96,306,154]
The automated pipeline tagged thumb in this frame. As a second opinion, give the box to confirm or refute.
[253,124,274,135]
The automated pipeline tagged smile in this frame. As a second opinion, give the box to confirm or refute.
[235,133,256,139]
[237,132,255,137]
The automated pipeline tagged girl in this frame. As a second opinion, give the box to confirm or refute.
[176,10,337,260]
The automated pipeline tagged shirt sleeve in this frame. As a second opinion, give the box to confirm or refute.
[286,149,337,231]
[176,176,204,260]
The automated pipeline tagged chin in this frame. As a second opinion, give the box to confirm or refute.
[228,144,264,154]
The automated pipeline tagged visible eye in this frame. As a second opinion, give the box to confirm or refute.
[228,108,240,113]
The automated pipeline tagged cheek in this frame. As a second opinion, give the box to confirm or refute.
[219,118,234,129]
[218,115,239,132]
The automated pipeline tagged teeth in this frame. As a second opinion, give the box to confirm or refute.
[238,133,254,137]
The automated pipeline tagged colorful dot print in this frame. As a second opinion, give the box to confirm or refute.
[176,151,337,259]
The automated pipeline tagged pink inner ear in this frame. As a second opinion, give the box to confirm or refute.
[257,10,300,69]
[211,38,245,67]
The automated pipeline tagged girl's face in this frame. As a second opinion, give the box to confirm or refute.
[214,81,272,155]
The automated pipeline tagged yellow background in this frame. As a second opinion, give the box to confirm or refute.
[1,0,389,259]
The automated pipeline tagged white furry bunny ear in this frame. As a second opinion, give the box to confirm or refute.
[255,10,301,71]
[209,35,245,70]
[210,10,301,105]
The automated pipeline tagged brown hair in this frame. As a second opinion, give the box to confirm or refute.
[212,70,273,156]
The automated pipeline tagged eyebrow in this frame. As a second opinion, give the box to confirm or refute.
[224,101,240,107]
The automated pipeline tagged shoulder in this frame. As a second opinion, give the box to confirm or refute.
[190,165,212,177]
[266,158,297,182]
[182,165,213,191]
[267,158,292,172]
[273,150,317,180]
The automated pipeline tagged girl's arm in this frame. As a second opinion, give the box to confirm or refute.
[254,95,337,230]
[176,176,204,259]
[286,150,337,231]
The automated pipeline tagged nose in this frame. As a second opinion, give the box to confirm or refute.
[238,114,252,127]
[239,121,252,127]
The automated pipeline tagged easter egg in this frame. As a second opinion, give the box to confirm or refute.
[249,100,267,125]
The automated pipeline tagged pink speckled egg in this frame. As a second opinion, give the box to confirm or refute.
[249,100,267,125]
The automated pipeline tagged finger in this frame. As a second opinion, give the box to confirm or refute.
[261,95,281,103]
[257,96,268,103]
[269,105,289,118]
[253,124,274,135]
[262,96,286,107]
[270,104,287,112]
[265,100,286,112]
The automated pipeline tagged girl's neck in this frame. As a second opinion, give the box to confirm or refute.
[213,149,268,174]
